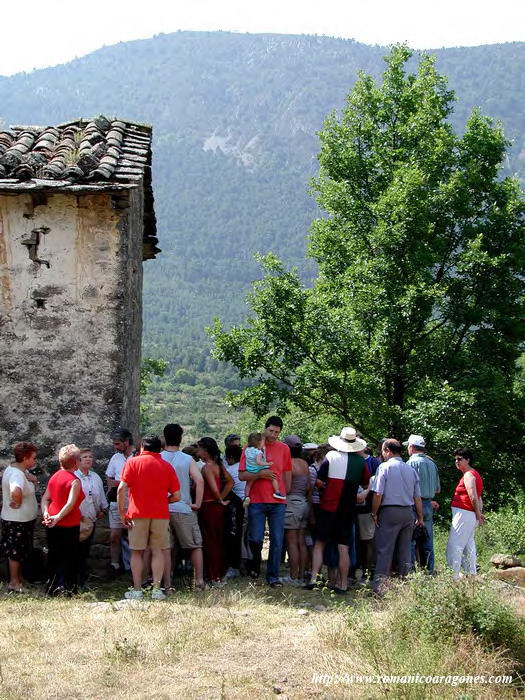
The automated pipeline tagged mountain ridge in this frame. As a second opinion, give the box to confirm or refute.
[1,31,524,385]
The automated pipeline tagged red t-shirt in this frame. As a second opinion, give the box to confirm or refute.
[121,451,180,519]
[47,469,85,527]
[239,440,292,504]
[451,469,483,512]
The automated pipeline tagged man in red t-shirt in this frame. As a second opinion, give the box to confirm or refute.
[118,435,180,600]
[239,416,292,586]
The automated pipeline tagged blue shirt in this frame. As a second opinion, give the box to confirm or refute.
[374,456,421,506]
[407,453,440,499]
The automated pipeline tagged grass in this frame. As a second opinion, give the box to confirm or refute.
[0,574,522,699]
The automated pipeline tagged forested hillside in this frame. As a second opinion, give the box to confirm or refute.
[1,32,525,425]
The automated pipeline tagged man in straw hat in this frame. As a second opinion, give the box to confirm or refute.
[304,427,369,593]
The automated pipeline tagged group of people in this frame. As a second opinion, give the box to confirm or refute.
[0,417,485,597]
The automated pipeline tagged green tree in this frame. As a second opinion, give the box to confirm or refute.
[140,357,168,432]
[211,46,525,490]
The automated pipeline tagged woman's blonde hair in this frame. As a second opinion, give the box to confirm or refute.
[58,443,81,468]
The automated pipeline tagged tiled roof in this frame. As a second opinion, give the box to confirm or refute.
[0,116,151,183]
[0,116,159,259]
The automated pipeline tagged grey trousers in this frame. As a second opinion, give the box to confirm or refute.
[373,506,415,589]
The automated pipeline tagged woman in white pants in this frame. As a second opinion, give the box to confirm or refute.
[446,448,485,578]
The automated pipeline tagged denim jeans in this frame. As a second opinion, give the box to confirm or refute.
[412,499,435,573]
[247,503,286,583]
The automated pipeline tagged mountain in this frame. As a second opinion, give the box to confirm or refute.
[1,32,525,389]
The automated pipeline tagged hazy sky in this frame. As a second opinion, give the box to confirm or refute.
[1,0,524,76]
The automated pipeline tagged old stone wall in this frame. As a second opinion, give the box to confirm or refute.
[0,189,143,469]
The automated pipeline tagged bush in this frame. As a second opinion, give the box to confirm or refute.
[391,575,525,668]
[319,574,525,697]
[479,492,525,557]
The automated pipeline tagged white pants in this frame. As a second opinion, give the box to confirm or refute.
[446,507,478,578]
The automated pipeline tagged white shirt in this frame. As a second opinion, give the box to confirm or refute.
[226,462,245,499]
[105,452,128,481]
[1,465,38,522]
[74,469,108,521]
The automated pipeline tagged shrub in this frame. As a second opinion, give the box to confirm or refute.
[391,574,525,669]
[479,492,525,557]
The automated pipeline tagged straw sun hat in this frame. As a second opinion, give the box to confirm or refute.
[328,426,367,453]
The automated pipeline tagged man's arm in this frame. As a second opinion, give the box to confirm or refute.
[414,496,424,525]
[371,492,383,525]
[117,480,132,527]
[238,470,275,482]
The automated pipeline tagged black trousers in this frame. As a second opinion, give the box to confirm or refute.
[46,525,80,594]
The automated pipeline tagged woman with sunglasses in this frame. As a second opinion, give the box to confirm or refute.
[446,448,485,578]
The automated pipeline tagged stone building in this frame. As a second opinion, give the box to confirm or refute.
[0,116,159,467]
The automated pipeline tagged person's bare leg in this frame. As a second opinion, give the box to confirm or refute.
[286,530,299,579]
[8,560,22,588]
[311,540,325,580]
[298,529,308,581]
[130,549,144,590]
[151,547,164,587]
[272,478,280,494]
[191,548,205,587]
[337,544,350,590]
[142,547,152,584]
[162,549,171,589]
[110,529,122,567]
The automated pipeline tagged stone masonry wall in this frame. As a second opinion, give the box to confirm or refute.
[0,190,143,467]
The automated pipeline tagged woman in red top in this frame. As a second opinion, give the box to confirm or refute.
[41,444,85,595]
[446,448,485,579]
[197,437,234,586]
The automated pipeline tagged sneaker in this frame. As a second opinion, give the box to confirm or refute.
[243,497,251,509]
[124,589,144,600]
[273,492,286,500]
[268,580,283,589]
[224,567,240,580]
[151,587,167,601]
[210,580,226,589]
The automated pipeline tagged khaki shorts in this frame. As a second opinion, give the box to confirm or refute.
[285,495,309,530]
[169,511,202,549]
[128,518,170,550]
[358,513,376,541]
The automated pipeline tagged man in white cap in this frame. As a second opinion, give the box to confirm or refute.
[404,434,440,573]
[304,427,369,593]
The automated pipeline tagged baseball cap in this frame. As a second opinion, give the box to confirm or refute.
[403,434,426,448]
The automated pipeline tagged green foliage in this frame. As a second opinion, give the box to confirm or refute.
[390,575,525,664]
[323,575,525,696]
[478,493,525,557]
[212,46,525,493]
[140,357,168,432]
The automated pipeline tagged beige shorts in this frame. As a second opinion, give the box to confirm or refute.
[285,495,309,530]
[169,511,203,549]
[358,513,376,541]
[128,518,170,550]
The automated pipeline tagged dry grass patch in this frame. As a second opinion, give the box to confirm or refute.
[0,587,326,700]
[0,577,522,699]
